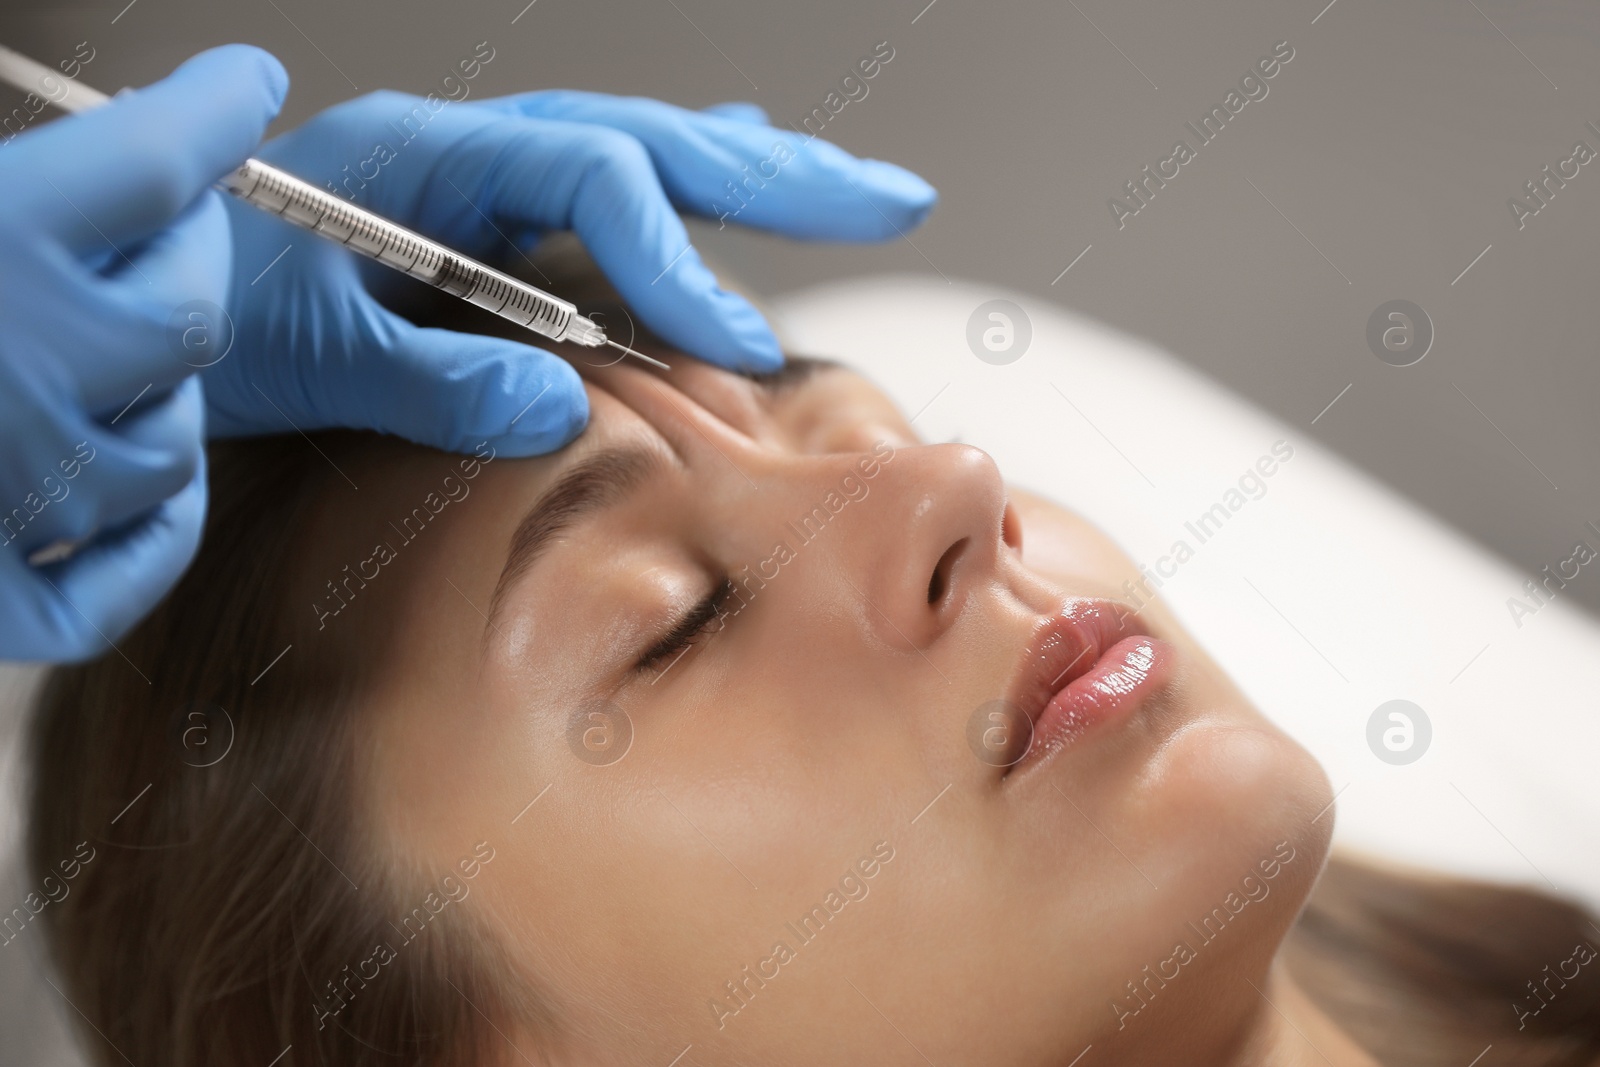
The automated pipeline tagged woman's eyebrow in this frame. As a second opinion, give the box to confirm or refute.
[486,445,665,628]
[741,354,838,393]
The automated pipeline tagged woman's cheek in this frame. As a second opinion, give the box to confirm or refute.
[1007,488,1128,583]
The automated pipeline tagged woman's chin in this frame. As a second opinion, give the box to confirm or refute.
[1135,710,1334,903]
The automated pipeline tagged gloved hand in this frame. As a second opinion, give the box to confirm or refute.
[206,86,938,456]
[0,45,286,662]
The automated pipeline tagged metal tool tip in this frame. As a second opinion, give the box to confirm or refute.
[606,339,670,371]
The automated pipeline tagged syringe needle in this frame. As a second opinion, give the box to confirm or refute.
[607,339,671,371]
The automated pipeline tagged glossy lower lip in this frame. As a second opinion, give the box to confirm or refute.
[1003,599,1176,772]
[1027,635,1174,764]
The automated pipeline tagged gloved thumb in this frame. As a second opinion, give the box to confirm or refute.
[10,44,289,255]
[28,457,207,664]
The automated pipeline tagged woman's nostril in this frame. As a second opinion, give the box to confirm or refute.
[928,538,967,605]
[1001,501,1023,553]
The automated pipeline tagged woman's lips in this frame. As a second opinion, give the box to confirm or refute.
[999,599,1176,771]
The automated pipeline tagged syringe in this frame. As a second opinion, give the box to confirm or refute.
[0,43,669,371]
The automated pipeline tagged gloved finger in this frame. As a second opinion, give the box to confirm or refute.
[62,191,234,414]
[248,96,780,370]
[115,188,234,304]
[6,44,287,255]
[13,380,205,557]
[435,120,782,370]
[205,293,588,458]
[24,450,207,663]
[700,102,768,125]
[472,90,937,241]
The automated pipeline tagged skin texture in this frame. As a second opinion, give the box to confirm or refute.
[292,350,1364,1066]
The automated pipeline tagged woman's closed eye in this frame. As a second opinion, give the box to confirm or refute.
[636,578,737,675]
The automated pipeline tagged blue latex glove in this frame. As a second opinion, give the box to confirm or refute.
[206,87,938,456]
[0,45,286,662]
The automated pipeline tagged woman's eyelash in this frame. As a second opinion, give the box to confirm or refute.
[637,578,736,674]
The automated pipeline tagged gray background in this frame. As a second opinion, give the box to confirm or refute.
[2,0,1599,1058]
[5,0,1598,613]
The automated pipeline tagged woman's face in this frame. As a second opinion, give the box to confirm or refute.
[319,355,1333,1066]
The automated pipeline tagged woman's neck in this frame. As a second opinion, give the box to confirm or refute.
[1226,962,1381,1067]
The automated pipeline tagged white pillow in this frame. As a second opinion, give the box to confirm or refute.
[773,275,1600,915]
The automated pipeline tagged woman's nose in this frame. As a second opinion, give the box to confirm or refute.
[836,442,1010,652]
[587,370,1012,650]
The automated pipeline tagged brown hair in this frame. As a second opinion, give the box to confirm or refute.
[1289,858,1600,1065]
[25,245,1600,1065]
[28,430,539,1065]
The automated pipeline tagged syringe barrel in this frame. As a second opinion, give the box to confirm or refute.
[218,158,597,347]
